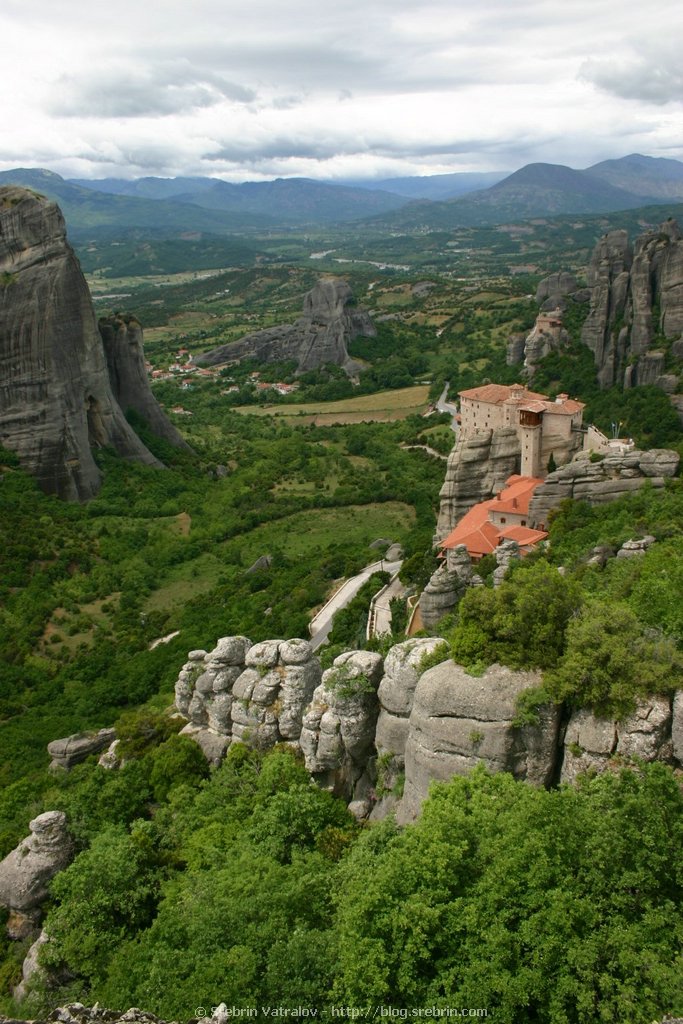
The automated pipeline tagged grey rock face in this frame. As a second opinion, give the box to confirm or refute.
[399,662,560,821]
[47,729,117,770]
[529,448,679,525]
[493,538,521,587]
[0,187,166,500]
[375,638,448,775]
[435,428,520,541]
[535,271,579,310]
[99,315,192,451]
[560,697,673,784]
[418,565,464,630]
[672,691,683,763]
[300,650,384,808]
[580,219,683,389]
[506,333,526,366]
[175,636,321,759]
[14,928,49,1000]
[0,812,73,913]
[196,278,376,375]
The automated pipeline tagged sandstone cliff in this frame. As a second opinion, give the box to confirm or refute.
[99,314,192,452]
[434,428,520,542]
[195,277,376,374]
[580,219,683,390]
[0,187,187,500]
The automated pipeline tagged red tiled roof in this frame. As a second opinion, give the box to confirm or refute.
[440,475,546,559]
[542,398,585,415]
[459,383,548,405]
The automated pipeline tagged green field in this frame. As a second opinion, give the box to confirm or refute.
[235,384,431,423]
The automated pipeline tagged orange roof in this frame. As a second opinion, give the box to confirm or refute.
[440,475,547,559]
[498,525,548,547]
[459,383,547,405]
[542,397,585,415]
[489,474,544,515]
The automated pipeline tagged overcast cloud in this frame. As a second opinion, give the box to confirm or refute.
[1,0,682,181]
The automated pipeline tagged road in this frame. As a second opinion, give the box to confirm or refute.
[436,381,459,433]
[309,559,402,651]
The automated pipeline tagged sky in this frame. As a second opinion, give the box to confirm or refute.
[2,0,682,183]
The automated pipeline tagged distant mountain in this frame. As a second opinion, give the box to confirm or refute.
[368,157,683,231]
[0,169,277,233]
[585,154,683,201]
[328,171,510,201]
[69,174,409,222]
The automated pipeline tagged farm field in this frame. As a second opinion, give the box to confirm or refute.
[234,384,431,424]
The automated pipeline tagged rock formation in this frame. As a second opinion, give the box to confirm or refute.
[98,314,192,452]
[0,812,73,921]
[535,271,581,311]
[374,637,448,813]
[418,565,464,629]
[398,661,561,822]
[435,428,520,542]
[195,278,376,375]
[47,729,117,771]
[0,186,187,500]
[175,635,321,763]
[560,697,673,784]
[580,218,683,390]
[528,447,679,525]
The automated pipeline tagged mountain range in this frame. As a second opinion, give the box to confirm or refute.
[1,154,683,235]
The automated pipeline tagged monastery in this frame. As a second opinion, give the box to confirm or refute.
[439,382,586,564]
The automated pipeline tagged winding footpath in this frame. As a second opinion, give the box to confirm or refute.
[309,559,402,650]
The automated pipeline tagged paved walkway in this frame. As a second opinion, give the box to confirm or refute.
[309,559,402,651]
[369,573,408,637]
[436,381,459,433]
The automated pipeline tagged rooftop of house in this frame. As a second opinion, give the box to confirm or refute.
[459,383,547,405]
[440,474,548,559]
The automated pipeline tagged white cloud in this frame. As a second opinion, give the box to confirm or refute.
[1,0,682,180]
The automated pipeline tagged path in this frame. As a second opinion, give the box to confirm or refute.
[436,381,459,433]
[367,572,407,638]
[309,559,402,651]
[400,443,447,461]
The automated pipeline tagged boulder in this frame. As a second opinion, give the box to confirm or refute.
[47,729,117,770]
[399,662,560,821]
[560,696,673,784]
[13,928,48,1000]
[418,565,463,630]
[0,812,73,914]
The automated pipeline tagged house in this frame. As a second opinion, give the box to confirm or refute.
[458,383,585,477]
[440,474,548,565]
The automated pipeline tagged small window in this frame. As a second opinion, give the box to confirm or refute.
[500,517,506,524]
[521,519,526,526]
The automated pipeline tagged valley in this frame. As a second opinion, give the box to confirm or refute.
[1,166,683,1024]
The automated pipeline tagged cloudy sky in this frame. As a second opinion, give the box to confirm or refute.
[2,0,682,182]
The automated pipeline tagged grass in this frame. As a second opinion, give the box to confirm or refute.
[234,385,430,424]
[229,502,416,562]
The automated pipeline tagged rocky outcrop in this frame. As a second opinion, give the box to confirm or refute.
[528,447,680,525]
[195,278,376,375]
[435,428,520,541]
[492,537,520,586]
[581,218,683,389]
[47,729,117,771]
[535,271,580,311]
[14,928,48,1000]
[398,662,561,822]
[174,636,321,761]
[418,565,464,629]
[0,187,185,500]
[98,315,192,452]
[560,697,673,784]
[300,650,384,813]
[0,813,73,916]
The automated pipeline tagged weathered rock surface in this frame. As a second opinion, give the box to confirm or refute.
[375,638,448,770]
[0,187,184,500]
[560,697,673,784]
[535,271,579,310]
[47,729,117,771]
[0,812,73,913]
[399,662,560,822]
[175,635,321,759]
[672,691,683,763]
[435,428,520,541]
[195,278,375,375]
[529,447,679,525]
[492,538,520,587]
[580,218,683,389]
[418,565,463,629]
[98,314,192,452]
[300,650,384,811]
[14,928,48,1000]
